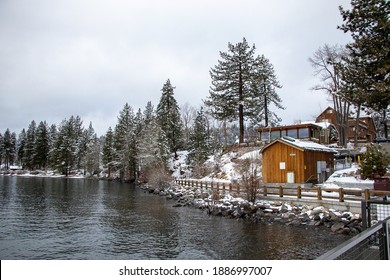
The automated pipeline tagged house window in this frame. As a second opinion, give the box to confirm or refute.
[298,128,309,139]
[261,132,270,141]
[271,131,280,140]
[287,129,297,138]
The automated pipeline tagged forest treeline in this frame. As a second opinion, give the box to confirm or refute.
[1,0,389,182]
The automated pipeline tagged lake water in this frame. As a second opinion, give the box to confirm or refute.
[0,176,349,260]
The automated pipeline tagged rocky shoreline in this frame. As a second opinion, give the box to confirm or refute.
[141,183,364,236]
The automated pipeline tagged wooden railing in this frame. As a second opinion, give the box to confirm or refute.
[175,179,390,202]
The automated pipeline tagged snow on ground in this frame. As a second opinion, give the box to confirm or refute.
[170,149,375,191]
[168,150,190,178]
[322,163,374,190]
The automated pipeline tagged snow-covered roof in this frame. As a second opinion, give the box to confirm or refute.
[262,136,337,153]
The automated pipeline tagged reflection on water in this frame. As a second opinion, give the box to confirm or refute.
[0,176,348,259]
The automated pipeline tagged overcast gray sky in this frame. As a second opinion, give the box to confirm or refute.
[0,0,351,136]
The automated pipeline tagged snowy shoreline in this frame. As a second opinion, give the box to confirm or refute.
[0,166,369,236]
[140,183,364,236]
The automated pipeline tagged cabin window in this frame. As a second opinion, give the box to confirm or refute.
[281,130,287,137]
[261,132,270,141]
[298,128,309,139]
[271,131,280,140]
[287,129,297,138]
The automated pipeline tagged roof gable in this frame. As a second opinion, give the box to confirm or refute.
[261,137,337,154]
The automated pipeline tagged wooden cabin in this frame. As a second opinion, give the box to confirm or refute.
[261,137,336,185]
[258,122,338,145]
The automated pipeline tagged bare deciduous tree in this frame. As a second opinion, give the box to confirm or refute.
[309,44,350,147]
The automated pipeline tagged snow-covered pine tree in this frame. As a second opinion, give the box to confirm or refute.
[114,103,136,181]
[189,107,211,165]
[205,38,256,144]
[84,132,101,176]
[52,116,83,176]
[137,102,169,177]
[156,79,183,158]
[181,102,196,150]
[47,124,58,169]
[249,55,284,127]
[16,129,26,168]
[23,120,36,170]
[1,129,16,169]
[34,121,50,169]
[102,127,115,177]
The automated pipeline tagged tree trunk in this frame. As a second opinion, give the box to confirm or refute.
[354,104,361,147]
[264,93,269,127]
[238,66,244,144]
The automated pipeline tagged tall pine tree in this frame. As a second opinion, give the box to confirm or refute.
[102,126,115,177]
[34,121,50,169]
[156,79,183,158]
[250,55,284,127]
[205,38,284,143]
[205,38,256,144]
[189,107,211,165]
[24,120,36,170]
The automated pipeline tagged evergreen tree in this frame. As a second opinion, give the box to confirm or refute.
[2,129,16,169]
[52,116,83,175]
[34,121,50,169]
[114,103,136,180]
[205,38,256,144]
[205,38,284,143]
[189,107,211,165]
[359,144,390,179]
[84,132,100,176]
[339,0,390,137]
[16,129,26,168]
[250,55,284,127]
[24,120,36,169]
[156,79,183,158]
[102,127,115,177]
[137,102,169,176]
[47,124,58,169]
[79,122,97,173]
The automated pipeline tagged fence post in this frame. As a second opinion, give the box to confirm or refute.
[364,189,370,201]
[263,185,267,196]
[361,201,368,229]
[217,182,220,193]
[317,187,322,200]
[339,188,344,202]
[279,186,283,197]
[297,186,302,199]
[222,183,226,193]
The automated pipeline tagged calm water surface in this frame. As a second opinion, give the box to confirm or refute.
[0,176,349,260]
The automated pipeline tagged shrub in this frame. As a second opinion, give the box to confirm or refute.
[359,144,390,179]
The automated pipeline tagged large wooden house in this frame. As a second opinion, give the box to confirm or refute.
[316,106,377,143]
[261,137,337,185]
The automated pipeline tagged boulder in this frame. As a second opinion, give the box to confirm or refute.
[331,222,345,233]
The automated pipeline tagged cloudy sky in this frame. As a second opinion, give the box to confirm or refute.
[0,0,352,136]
